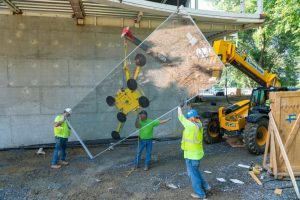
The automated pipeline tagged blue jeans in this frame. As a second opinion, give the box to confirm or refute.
[135,139,153,167]
[185,159,210,198]
[51,136,68,165]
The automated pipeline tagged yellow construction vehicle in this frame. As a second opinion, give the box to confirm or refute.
[203,39,287,154]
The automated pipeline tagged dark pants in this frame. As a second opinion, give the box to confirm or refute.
[51,136,68,165]
[135,139,153,167]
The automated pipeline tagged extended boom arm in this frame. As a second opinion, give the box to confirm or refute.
[213,40,281,87]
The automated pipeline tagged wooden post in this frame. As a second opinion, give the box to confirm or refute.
[263,129,271,169]
[270,128,277,178]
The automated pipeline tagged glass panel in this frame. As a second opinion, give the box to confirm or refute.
[69,8,225,158]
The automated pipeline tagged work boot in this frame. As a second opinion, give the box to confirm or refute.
[51,164,61,169]
[132,165,138,170]
[191,193,207,199]
[143,166,149,171]
[59,160,69,165]
[205,186,213,196]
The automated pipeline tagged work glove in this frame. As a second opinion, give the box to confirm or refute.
[180,100,186,108]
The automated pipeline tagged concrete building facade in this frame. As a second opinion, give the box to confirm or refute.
[0,15,152,148]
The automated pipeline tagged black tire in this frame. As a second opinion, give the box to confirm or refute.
[138,96,150,108]
[135,53,146,66]
[117,112,127,123]
[127,79,138,91]
[111,131,120,140]
[244,118,269,155]
[203,117,223,144]
[106,96,115,106]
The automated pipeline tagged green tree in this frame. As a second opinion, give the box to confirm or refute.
[215,0,300,87]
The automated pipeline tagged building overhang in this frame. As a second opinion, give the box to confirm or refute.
[0,0,264,40]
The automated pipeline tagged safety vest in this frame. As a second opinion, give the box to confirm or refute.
[265,99,270,107]
[181,122,204,152]
[54,115,70,138]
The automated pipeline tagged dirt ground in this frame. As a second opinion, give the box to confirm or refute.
[1,140,299,200]
[1,96,299,200]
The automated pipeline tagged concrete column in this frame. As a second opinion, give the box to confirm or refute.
[240,0,245,13]
[257,0,263,14]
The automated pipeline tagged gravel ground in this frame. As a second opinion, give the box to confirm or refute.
[0,140,299,200]
[1,96,298,200]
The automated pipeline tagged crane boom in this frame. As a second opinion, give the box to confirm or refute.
[213,40,281,87]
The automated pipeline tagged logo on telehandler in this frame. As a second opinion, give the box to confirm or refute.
[226,122,236,127]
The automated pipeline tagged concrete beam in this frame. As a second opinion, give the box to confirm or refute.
[2,0,22,14]
[89,0,264,21]
[68,0,85,19]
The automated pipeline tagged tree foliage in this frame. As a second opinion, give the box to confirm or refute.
[215,0,300,87]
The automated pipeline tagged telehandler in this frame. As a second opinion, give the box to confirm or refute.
[203,40,287,155]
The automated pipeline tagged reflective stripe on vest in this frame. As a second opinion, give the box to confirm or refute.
[181,121,203,152]
[182,124,201,144]
[265,99,270,107]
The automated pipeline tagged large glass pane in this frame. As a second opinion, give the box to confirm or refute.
[69,8,225,158]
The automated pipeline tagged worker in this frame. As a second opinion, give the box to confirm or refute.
[178,106,211,199]
[51,108,72,169]
[265,99,270,107]
[134,110,171,171]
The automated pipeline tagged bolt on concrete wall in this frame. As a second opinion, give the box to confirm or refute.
[0,15,182,149]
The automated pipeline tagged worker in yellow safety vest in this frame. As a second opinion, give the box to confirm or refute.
[265,99,270,108]
[51,108,72,169]
[178,106,211,199]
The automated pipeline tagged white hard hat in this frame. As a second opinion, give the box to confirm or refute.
[64,108,72,114]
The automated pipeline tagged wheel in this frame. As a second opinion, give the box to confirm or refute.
[117,112,127,123]
[135,53,146,66]
[127,79,137,91]
[111,131,120,140]
[244,118,268,155]
[203,117,223,144]
[138,96,149,108]
[106,96,115,106]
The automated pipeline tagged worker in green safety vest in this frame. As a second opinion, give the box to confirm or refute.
[51,108,72,169]
[178,106,211,199]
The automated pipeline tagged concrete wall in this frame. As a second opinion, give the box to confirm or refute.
[0,15,184,149]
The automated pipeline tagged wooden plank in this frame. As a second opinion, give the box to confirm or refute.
[226,137,245,148]
[270,128,278,178]
[263,128,271,169]
[274,188,283,196]
[269,113,300,199]
[249,171,262,185]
